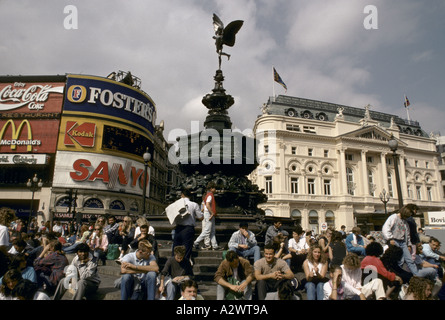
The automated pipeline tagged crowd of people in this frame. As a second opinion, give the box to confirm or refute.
[1,197,444,301]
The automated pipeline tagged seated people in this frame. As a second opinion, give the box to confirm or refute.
[265,219,289,247]
[421,237,445,279]
[130,224,159,261]
[228,222,261,263]
[323,265,350,300]
[341,253,386,300]
[118,239,159,300]
[303,244,328,300]
[88,224,108,266]
[159,246,194,300]
[254,243,294,300]
[179,279,204,300]
[361,242,403,300]
[345,227,366,256]
[214,250,254,300]
[282,225,308,273]
[33,239,68,295]
[53,243,101,300]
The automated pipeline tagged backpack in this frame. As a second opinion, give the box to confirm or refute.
[106,244,120,260]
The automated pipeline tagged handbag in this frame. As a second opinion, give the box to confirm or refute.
[106,244,120,260]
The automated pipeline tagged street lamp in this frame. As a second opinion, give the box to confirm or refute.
[27,174,43,228]
[379,188,390,215]
[388,134,404,209]
[141,148,151,217]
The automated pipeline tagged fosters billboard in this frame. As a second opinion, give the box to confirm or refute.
[0,81,65,153]
[59,75,155,159]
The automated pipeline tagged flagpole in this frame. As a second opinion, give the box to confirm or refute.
[272,66,276,102]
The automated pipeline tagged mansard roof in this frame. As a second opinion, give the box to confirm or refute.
[265,95,428,138]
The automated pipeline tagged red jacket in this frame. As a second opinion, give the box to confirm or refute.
[360,255,396,282]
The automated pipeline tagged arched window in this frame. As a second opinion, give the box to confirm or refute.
[308,210,319,234]
[291,209,302,225]
[84,198,104,209]
[55,196,76,207]
[110,200,125,210]
[325,210,335,228]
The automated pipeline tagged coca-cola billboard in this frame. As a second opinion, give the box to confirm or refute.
[0,82,65,113]
[0,81,66,153]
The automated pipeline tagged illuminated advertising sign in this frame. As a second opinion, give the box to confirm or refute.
[63,75,156,134]
[0,81,64,113]
[53,151,150,196]
[0,154,47,165]
[0,81,65,153]
[0,118,60,153]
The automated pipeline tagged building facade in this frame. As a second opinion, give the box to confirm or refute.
[0,73,175,226]
[251,95,445,234]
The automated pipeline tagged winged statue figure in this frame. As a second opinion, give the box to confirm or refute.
[213,14,244,69]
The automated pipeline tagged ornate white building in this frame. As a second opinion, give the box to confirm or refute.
[251,95,445,234]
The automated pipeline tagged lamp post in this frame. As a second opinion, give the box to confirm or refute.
[379,188,390,215]
[388,134,404,209]
[141,148,151,217]
[27,174,43,228]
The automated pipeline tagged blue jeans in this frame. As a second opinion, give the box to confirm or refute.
[305,281,324,300]
[394,240,418,275]
[228,246,261,263]
[120,272,157,300]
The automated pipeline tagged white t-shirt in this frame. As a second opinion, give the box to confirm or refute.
[288,235,309,252]
[0,225,9,247]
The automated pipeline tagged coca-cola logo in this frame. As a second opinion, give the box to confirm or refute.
[0,83,64,111]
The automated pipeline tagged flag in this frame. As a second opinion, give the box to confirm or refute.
[404,95,410,108]
[273,67,287,92]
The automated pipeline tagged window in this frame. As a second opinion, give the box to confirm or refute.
[426,162,429,169]
[290,178,299,194]
[308,148,313,156]
[324,150,329,158]
[415,160,418,168]
[265,176,273,194]
[416,186,422,200]
[387,172,393,197]
[427,187,432,201]
[291,147,297,155]
[325,210,335,227]
[308,178,315,195]
[367,156,373,163]
[407,186,413,199]
[291,209,302,225]
[346,167,354,195]
[345,154,354,161]
[324,179,331,195]
[368,170,374,196]
[286,124,300,132]
[303,126,316,134]
[264,145,269,153]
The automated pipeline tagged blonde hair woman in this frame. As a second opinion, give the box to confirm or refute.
[89,223,109,265]
[118,216,135,259]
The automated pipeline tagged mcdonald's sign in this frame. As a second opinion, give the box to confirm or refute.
[0,119,40,152]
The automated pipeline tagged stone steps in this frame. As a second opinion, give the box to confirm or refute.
[62,241,224,300]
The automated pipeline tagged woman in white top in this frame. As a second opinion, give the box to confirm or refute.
[303,244,328,300]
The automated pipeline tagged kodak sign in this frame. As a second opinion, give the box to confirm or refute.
[64,121,96,147]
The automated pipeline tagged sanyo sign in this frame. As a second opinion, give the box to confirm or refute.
[53,151,150,196]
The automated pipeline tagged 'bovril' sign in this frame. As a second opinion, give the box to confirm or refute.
[424,211,445,225]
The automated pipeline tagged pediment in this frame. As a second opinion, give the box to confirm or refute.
[340,125,406,146]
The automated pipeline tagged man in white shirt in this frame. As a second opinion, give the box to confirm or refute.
[173,188,203,261]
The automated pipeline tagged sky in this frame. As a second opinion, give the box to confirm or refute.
[1,0,444,142]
